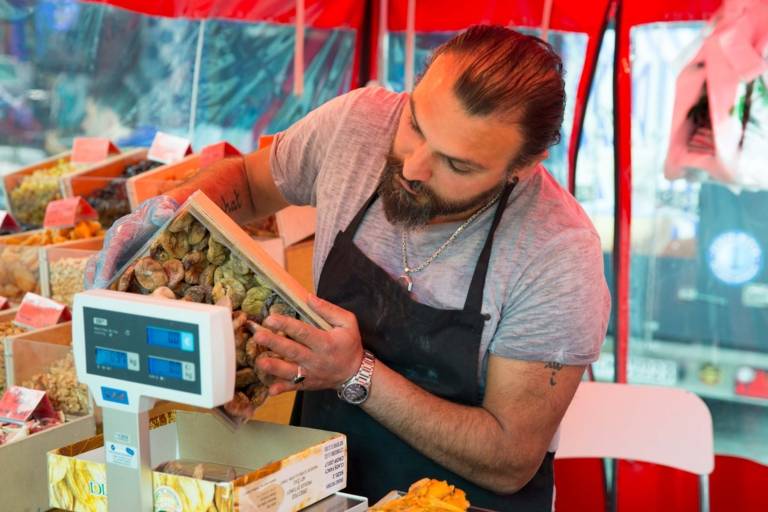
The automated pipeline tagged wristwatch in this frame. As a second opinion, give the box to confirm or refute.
[337,350,375,405]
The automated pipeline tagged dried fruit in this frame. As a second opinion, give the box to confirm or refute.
[134,257,168,291]
[22,353,89,416]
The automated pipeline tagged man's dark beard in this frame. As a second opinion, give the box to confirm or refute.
[377,154,507,228]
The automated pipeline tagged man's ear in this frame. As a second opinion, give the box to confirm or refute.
[508,150,548,181]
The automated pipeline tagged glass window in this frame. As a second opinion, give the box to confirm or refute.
[592,22,768,464]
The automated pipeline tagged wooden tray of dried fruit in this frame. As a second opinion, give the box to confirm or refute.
[106,191,330,424]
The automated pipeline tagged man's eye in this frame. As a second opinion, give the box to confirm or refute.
[446,157,471,174]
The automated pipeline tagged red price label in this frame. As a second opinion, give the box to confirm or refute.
[0,296,9,310]
[199,141,242,168]
[14,293,70,330]
[147,132,193,164]
[0,386,58,424]
[71,137,119,164]
[258,134,275,149]
[43,196,98,229]
[0,210,19,233]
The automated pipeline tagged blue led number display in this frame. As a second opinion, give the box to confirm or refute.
[146,326,194,352]
[148,357,183,380]
[95,347,128,369]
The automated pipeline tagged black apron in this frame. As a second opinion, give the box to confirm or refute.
[293,182,554,511]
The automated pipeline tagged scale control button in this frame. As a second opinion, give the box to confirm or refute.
[182,362,195,382]
[127,352,140,371]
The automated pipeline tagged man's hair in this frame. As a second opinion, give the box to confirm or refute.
[426,25,566,170]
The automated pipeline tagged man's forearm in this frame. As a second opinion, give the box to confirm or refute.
[361,361,543,493]
[166,147,288,224]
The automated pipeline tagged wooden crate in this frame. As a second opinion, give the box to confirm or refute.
[39,237,104,300]
[125,153,201,209]
[60,147,148,198]
[3,151,127,226]
[109,191,329,330]
[0,233,103,303]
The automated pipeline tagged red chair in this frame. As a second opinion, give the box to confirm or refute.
[553,382,714,512]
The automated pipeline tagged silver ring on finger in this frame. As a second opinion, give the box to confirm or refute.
[292,365,306,385]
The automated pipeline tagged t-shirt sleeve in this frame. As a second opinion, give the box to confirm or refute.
[489,229,611,365]
[269,91,357,206]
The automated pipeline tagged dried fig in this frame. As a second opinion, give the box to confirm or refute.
[182,251,204,270]
[163,259,184,288]
[187,220,207,245]
[117,262,136,292]
[150,286,176,300]
[212,277,245,309]
[181,285,207,303]
[207,236,227,265]
[228,254,250,275]
[134,257,168,291]
[160,231,190,259]
[235,368,258,388]
[168,213,193,233]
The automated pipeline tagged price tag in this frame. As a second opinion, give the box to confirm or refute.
[43,196,98,229]
[70,137,120,164]
[147,132,193,164]
[199,141,242,168]
[14,293,71,330]
[0,296,9,310]
[0,210,20,233]
[0,386,58,424]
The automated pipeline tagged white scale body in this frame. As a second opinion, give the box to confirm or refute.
[72,289,235,511]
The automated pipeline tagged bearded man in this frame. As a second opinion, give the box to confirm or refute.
[90,25,610,511]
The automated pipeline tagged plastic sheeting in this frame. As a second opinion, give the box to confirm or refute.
[0,0,357,160]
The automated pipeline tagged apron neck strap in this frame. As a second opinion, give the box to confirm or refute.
[462,178,517,313]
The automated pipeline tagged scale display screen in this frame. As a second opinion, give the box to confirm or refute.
[146,326,194,352]
[95,347,128,370]
[148,356,183,380]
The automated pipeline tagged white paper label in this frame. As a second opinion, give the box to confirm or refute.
[105,441,138,468]
[238,436,346,512]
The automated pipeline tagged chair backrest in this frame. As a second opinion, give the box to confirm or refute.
[555,381,714,476]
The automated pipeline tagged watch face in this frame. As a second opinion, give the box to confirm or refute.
[342,383,368,404]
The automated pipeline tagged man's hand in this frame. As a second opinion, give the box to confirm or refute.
[84,195,179,289]
[252,294,364,395]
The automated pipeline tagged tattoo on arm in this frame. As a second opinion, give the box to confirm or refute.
[545,362,564,386]
[219,189,243,214]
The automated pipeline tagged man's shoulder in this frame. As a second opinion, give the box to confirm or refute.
[498,166,602,258]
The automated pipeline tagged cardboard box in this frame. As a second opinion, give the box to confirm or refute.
[1,413,96,512]
[49,410,347,511]
[126,154,201,210]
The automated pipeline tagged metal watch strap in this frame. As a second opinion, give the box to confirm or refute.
[337,350,375,402]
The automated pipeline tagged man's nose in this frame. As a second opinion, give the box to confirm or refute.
[402,144,432,183]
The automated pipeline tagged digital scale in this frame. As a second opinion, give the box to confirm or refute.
[72,289,368,512]
[72,289,235,511]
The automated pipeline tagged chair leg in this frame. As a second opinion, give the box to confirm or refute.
[699,474,710,512]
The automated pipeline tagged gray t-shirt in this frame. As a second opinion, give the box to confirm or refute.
[270,86,610,382]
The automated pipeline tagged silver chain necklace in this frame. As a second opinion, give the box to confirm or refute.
[398,188,504,293]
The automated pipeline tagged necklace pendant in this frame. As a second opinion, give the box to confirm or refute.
[398,274,413,293]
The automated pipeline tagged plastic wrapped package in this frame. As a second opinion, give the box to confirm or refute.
[154,459,252,482]
[7,323,90,417]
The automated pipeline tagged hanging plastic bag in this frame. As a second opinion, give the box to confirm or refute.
[664,0,768,189]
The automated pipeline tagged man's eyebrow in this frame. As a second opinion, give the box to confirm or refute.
[410,96,486,170]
